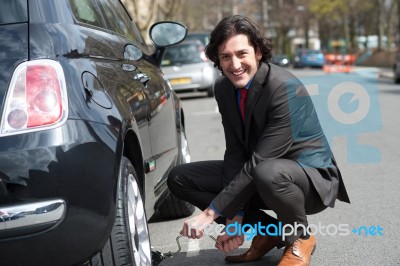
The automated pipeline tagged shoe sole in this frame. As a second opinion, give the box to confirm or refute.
[311,244,316,255]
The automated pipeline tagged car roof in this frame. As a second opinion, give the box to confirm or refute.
[187,32,210,35]
[175,39,204,47]
[185,32,210,45]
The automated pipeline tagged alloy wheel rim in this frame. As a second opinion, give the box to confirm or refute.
[181,131,191,163]
[127,173,151,265]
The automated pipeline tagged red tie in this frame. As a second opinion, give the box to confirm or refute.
[239,88,248,121]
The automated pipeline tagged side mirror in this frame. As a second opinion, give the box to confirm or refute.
[149,21,187,47]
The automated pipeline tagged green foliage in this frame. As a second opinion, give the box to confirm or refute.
[308,0,346,19]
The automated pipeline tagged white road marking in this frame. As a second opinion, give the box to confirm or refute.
[304,83,319,95]
[186,238,200,257]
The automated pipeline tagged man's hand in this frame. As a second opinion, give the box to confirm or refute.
[215,214,244,253]
[180,207,219,239]
[216,234,244,253]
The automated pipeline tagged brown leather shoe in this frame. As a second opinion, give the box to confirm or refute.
[225,234,280,263]
[277,235,316,266]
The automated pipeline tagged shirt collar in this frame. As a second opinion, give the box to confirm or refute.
[236,79,253,91]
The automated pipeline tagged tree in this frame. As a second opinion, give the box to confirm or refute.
[268,0,298,54]
[122,0,183,39]
[307,0,396,52]
[307,0,347,50]
[121,0,399,52]
[398,0,400,46]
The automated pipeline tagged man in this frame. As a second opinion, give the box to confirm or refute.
[168,15,350,265]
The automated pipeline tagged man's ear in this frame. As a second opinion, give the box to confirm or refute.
[255,47,262,61]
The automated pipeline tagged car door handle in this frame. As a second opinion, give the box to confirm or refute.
[133,73,150,86]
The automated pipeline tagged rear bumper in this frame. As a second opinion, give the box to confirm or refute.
[170,77,214,91]
[0,199,66,239]
[0,119,119,265]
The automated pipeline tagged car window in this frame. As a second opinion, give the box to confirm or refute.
[97,0,145,44]
[185,33,210,46]
[0,0,27,25]
[162,43,205,66]
[69,0,105,28]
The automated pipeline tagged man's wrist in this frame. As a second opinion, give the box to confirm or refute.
[204,207,220,220]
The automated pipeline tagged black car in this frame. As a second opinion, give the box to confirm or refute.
[393,52,400,83]
[0,0,194,265]
[271,54,290,67]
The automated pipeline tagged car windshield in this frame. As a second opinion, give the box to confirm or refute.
[0,0,28,25]
[185,33,210,46]
[162,43,205,66]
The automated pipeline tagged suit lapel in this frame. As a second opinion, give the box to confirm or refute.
[244,63,271,144]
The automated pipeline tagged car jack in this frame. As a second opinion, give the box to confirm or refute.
[151,235,221,265]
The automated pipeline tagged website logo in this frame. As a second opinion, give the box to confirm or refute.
[187,222,384,241]
[287,69,382,163]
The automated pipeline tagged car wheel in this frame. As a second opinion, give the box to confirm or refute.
[394,66,400,84]
[91,157,152,266]
[178,129,191,164]
[395,75,400,84]
[207,86,215,97]
[158,129,194,219]
[158,192,195,219]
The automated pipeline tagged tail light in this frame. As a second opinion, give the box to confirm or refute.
[0,60,68,136]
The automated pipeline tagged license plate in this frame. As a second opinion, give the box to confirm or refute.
[170,78,191,85]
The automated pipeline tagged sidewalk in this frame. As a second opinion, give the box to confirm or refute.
[353,66,394,79]
[378,67,394,79]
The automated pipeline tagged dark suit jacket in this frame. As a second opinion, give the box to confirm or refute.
[211,62,350,219]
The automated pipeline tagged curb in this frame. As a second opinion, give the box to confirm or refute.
[378,69,394,79]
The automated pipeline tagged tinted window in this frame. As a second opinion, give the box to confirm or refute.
[69,0,105,28]
[97,0,144,44]
[185,33,210,46]
[0,0,27,25]
[162,43,205,66]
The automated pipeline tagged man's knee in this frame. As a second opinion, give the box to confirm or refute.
[167,165,186,193]
[252,159,294,190]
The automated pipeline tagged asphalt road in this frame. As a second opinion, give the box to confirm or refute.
[148,67,400,266]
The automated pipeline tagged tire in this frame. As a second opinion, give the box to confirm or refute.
[90,157,152,266]
[394,64,400,84]
[158,128,194,219]
[158,192,195,219]
[206,86,215,97]
[395,74,400,84]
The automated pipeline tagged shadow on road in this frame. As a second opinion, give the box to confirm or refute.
[379,87,400,95]
[159,247,284,266]
[174,91,212,100]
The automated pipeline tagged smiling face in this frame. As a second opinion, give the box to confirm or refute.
[218,34,262,88]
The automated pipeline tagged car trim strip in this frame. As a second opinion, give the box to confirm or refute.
[0,199,66,233]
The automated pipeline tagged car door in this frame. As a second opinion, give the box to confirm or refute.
[96,0,179,202]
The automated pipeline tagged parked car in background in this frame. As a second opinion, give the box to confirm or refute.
[0,0,194,265]
[185,31,211,46]
[271,54,290,67]
[293,49,325,68]
[161,40,219,97]
[393,52,400,83]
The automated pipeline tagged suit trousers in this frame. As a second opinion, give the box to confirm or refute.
[168,159,327,245]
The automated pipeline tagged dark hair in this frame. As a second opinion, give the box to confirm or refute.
[205,15,273,71]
